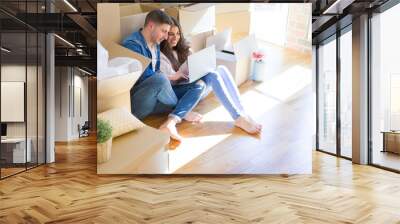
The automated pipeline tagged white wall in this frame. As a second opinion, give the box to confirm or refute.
[71,73,89,139]
[55,66,70,141]
[55,67,89,141]
[1,64,46,163]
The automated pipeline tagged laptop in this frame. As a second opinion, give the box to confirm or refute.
[176,45,216,84]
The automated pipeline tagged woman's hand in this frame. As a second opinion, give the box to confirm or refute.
[169,70,188,81]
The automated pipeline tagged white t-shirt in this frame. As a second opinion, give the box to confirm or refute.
[149,45,157,71]
[160,52,176,77]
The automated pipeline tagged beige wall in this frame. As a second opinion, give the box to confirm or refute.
[1,65,40,139]
[1,64,46,163]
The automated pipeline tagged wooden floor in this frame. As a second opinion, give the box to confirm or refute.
[1,167,26,178]
[1,163,45,178]
[0,136,400,223]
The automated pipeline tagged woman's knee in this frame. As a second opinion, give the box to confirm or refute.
[195,79,206,88]
[203,71,221,83]
[193,79,207,92]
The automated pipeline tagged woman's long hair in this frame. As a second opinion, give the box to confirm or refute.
[160,16,190,71]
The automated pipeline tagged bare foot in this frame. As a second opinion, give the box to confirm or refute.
[184,111,203,123]
[234,115,262,134]
[159,118,183,141]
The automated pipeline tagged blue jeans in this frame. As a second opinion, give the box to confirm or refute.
[168,82,205,121]
[130,72,177,120]
[201,65,244,120]
[131,72,205,121]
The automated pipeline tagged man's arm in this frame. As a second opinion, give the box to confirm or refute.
[122,40,143,55]
[122,40,156,78]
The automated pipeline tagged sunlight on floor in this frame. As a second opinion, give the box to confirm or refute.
[169,81,286,173]
[201,104,233,122]
[169,133,232,173]
[169,63,312,173]
[169,102,236,172]
[255,65,312,101]
[240,90,280,119]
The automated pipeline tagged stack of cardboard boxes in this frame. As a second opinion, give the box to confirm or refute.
[97,3,170,174]
[96,3,257,174]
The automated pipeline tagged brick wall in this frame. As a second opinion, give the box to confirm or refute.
[285,4,312,53]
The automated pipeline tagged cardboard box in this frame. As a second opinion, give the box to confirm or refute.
[165,6,179,20]
[215,4,252,43]
[216,55,251,86]
[216,52,251,86]
[189,31,256,86]
[97,3,169,174]
[215,3,250,14]
[119,12,148,43]
[97,3,150,113]
[119,3,162,17]
[116,3,251,44]
[99,3,254,87]
[187,30,215,53]
[179,5,215,37]
[118,4,179,41]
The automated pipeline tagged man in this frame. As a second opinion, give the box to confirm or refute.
[122,10,205,141]
[122,9,177,120]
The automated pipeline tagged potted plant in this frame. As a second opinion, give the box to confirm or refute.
[97,119,113,163]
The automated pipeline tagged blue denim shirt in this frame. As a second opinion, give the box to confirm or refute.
[122,29,161,85]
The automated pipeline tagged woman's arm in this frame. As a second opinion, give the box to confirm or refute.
[160,52,188,81]
[160,52,176,77]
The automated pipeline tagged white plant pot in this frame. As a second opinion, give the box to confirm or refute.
[251,60,267,82]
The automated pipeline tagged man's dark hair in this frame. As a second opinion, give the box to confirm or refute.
[144,9,173,27]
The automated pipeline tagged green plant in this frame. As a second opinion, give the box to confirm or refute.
[97,119,112,143]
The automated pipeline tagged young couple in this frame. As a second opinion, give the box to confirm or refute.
[123,9,262,141]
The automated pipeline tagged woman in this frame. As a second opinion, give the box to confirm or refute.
[160,17,262,137]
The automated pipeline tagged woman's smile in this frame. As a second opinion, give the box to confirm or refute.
[168,26,180,47]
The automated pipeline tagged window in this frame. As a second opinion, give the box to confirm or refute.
[390,74,400,131]
[340,28,352,158]
[371,2,400,171]
[0,1,47,179]
[251,3,289,46]
[317,37,337,154]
